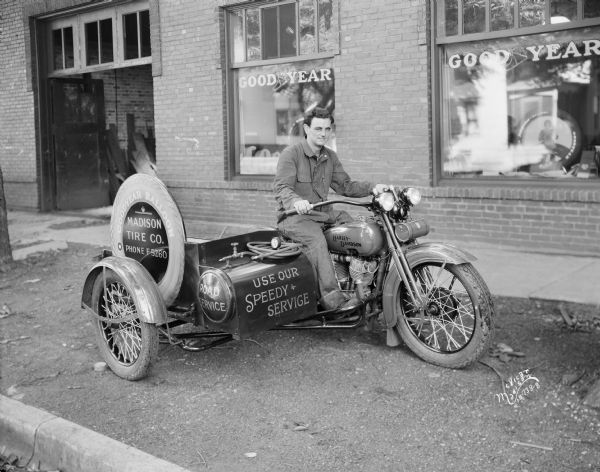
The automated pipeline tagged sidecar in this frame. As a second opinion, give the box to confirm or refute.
[81,174,339,380]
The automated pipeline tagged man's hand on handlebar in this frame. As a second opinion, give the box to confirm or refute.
[372,183,390,195]
[294,199,313,215]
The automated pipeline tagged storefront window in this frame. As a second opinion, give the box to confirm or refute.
[235,59,334,175]
[228,1,339,175]
[440,28,600,180]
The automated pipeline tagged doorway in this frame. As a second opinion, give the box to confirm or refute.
[50,78,110,210]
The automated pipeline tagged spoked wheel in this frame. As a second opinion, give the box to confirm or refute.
[91,269,159,380]
[394,262,494,368]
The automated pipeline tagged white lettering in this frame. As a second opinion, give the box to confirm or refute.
[285,71,296,83]
[584,39,600,56]
[547,43,561,60]
[562,41,582,58]
[463,53,478,67]
[320,68,332,81]
[448,54,461,68]
[526,45,545,61]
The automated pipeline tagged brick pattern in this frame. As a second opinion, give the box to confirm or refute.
[93,66,155,149]
[1,0,599,254]
[0,1,39,209]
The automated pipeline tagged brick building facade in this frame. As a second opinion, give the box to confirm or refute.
[1,0,599,255]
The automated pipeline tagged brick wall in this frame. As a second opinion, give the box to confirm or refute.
[0,1,39,209]
[1,0,599,254]
[156,0,599,255]
[93,65,155,149]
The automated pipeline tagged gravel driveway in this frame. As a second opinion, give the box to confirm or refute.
[1,244,599,471]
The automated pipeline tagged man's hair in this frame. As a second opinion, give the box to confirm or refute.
[303,107,334,128]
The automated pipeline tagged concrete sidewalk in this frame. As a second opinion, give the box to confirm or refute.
[7,208,600,307]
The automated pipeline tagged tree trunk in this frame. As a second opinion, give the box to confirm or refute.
[0,166,13,266]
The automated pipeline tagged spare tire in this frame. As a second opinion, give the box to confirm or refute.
[110,174,186,306]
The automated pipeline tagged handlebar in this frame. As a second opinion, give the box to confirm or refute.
[277,199,371,223]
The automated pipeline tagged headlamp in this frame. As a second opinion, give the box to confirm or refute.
[376,192,395,211]
[405,188,422,206]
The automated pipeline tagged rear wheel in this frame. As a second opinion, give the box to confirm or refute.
[91,269,158,380]
[394,262,494,368]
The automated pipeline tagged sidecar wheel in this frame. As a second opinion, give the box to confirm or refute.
[91,269,159,380]
[394,262,494,369]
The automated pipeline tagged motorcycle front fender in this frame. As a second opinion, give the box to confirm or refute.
[81,255,167,325]
[381,242,477,335]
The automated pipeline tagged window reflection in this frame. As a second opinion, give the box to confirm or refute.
[520,0,546,27]
[491,0,514,31]
[584,0,600,19]
[441,30,600,179]
[236,59,334,175]
[551,0,576,23]
[464,0,485,34]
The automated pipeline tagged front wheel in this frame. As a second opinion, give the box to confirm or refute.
[91,269,159,380]
[394,262,494,369]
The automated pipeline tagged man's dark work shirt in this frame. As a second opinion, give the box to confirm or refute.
[274,139,372,211]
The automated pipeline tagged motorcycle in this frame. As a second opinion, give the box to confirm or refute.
[81,174,494,380]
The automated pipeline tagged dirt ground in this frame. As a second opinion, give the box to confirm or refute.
[1,243,600,472]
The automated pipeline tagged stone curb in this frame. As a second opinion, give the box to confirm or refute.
[0,395,192,472]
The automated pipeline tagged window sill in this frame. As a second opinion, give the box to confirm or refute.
[427,179,600,203]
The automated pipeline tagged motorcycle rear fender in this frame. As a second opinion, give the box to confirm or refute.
[81,255,167,325]
[382,242,476,330]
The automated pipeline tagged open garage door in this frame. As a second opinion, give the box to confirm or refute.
[50,78,110,210]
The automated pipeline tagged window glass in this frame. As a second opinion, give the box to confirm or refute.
[262,7,279,59]
[85,21,99,65]
[440,29,600,180]
[230,9,245,62]
[280,3,297,57]
[520,0,547,27]
[100,18,113,63]
[299,0,316,55]
[584,0,600,19]
[246,8,261,61]
[124,12,139,59]
[140,10,151,57]
[491,0,514,31]
[318,0,338,53]
[464,0,486,34]
[551,0,576,23]
[443,0,459,36]
[64,27,74,68]
[52,29,63,70]
[235,59,334,175]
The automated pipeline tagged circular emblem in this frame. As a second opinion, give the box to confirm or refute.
[110,174,186,307]
[198,270,233,324]
[123,202,169,282]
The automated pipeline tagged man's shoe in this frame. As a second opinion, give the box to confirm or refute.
[338,295,361,311]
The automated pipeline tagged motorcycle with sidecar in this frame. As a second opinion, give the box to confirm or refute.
[81,174,495,380]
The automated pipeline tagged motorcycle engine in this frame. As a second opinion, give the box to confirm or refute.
[332,255,378,292]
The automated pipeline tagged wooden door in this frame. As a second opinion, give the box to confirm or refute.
[50,78,109,210]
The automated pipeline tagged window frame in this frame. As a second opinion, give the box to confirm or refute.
[46,0,151,77]
[431,0,600,185]
[49,17,78,72]
[225,0,340,179]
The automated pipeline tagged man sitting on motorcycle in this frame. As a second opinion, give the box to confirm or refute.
[274,107,387,311]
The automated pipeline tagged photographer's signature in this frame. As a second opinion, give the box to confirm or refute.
[496,369,541,406]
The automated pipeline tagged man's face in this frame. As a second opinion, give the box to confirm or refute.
[304,117,332,149]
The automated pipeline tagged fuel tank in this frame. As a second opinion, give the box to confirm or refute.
[324,220,385,256]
